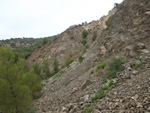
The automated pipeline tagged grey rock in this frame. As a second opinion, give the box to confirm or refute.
[62,106,67,112]
[137,43,146,49]
[132,70,139,75]
[127,67,132,71]
[83,94,90,102]
[145,11,150,15]
[138,49,149,54]
[81,79,92,90]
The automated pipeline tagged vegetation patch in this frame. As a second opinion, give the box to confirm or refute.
[97,62,106,70]
[105,16,112,27]
[53,58,59,74]
[118,27,124,34]
[83,104,93,113]
[107,58,125,78]
[109,80,117,86]
[82,47,86,53]
[78,55,84,63]
[92,32,97,41]
[136,55,141,60]
[25,106,37,113]
[92,81,117,102]
[96,69,103,76]
[0,46,42,112]
[82,30,88,38]
[92,85,109,101]
[101,78,107,83]
[81,39,87,45]
[66,56,74,67]
[90,70,94,74]
[107,49,111,53]
[41,58,51,79]
[135,62,143,69]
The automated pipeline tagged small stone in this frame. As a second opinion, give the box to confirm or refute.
[62,106,67,112]
[145,11,150,15]
[72,87,78,93]
[83,94,90,102]
[130,101,136,107]
[127,67,132,71]
[138,49,149,54]
[147,107,150,112]
[100,45,107,54]
[114,92,117,95]
[136,102,143,108]
[131,94,138,101]
[132,70,139,75]
[137,43,146,49]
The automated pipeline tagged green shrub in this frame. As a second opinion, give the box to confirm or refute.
[78,55,84,63]
[83,104,93,113]
[66,56,73,67]
[53,58,59,73]
[135,62,143,69]
[119,47,122,51]
[107,49,111,53]
[105,16,112,27]
[101,78,107,83]
[92,85,110,101]
[97,62,106,70]
[81,39,87,45]
[0,47,42,112]
[137,55,141,60]
[42,58,51,79]
[118,27,124,34]
[92,32,97,41]
[90,70,94,74]
[25,106,37,113]
[82,30,88,38]
[42,38,48,46]
[109,80,117,86]
[107,58,125,78]
[82,47,86,53]
[33,62,41,76]
[96,69,102,76]
[102,85,109,90]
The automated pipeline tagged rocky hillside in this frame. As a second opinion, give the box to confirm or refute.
[28,0,150,112]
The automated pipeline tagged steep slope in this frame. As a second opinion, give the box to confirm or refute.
[27,8,116,69]
[28,0,150,112]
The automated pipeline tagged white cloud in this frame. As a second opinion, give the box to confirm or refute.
[0,0,123,40]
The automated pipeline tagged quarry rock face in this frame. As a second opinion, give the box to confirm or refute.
[28,0,150,112]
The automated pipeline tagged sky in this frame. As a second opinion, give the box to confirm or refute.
[0,0,123,40]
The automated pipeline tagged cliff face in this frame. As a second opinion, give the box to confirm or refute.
[28,0,150,112]
[27,8,116,69]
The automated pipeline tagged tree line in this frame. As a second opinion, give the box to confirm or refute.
[0,46,42,113]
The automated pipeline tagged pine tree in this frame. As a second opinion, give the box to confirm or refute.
[53,58,59,74]
[0,46,42,112]
[42,58,51,78]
